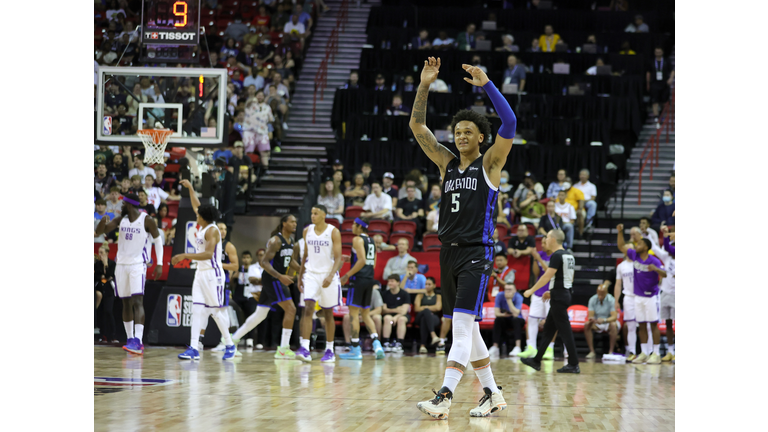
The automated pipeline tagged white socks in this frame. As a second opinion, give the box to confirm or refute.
[326,341,334,352]
[473,363,500,394]
[626,321,637,354]
[301,338,310,350]
[124,321,134,339]
[370,333,378,340]
[652,344,660,355]
[281,328,293,348]
[211,309,234,346]
[233,306,270,341]
[668,344,675,355]
[190,304,206,348]
[135,324,144,343]
[442,367,463,393]
[527,318,539,349]
[644,323,653,354]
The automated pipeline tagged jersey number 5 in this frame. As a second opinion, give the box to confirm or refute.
[451,193,460,212]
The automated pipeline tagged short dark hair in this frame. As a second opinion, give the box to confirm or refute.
[641,238,652,249]
[407,260,418,267]
[109,186,120,193]
[198,204,220,223]
[494,252,507,259]
[450,109,492,148]
[387,274,401,282]
[371,180,382,187]
[426,276,436,284]
[95,199,106,206]
[242,250,252,257]
[640,216,651,224]
[313,204,328,214]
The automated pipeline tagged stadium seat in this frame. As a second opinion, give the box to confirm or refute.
[166,200,179,218]
[479,302,496,330]
[567,305,589,333]
[511,224,537,237]
[169,147,186,160]
[341,232,356,247]
[423,233,441,251]
[248,153,261,164]
[495,224,509,239]
[535,235,543,251]
[342,246,352,257]
[325,218,340,229]
[500,235,512,245]
[165,163,181,173]
[657,320,675,336]
[341,220,354,232]
[507,255,531,291]
[389,233,414,252]
[521,303,530,322]
[344,206,363,219]
[392,220,417,235]
[367,219,391,236]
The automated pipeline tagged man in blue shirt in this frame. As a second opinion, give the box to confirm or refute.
[488,287,526,358]
[502,55,526,92]
[400,260,427,295]
[294,4,313,31]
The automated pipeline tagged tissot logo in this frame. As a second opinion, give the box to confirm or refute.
[145,31,196,41]
[150,32,159,39]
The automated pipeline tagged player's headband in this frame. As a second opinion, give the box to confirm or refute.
[354,218,368,228]
[123,197,141,207]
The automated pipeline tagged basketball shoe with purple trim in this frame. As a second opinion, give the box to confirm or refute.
[296,346,312,362]
[123,338,144,355]
[321,349,335,363]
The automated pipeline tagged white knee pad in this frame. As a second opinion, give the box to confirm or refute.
[469,322,490,362]
[447,312,475,367]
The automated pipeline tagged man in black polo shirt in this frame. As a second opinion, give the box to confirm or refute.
[396,185,425,238]
[520,229,580,373]
[507,224,535,258]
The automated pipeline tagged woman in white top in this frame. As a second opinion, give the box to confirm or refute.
[317,178,345,222]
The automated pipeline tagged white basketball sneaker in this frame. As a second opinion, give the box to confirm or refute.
[469,387,507,417]
[417,387,453,420]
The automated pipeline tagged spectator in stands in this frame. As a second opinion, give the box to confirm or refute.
[414,277,442,353]
[496,34,518,52]
[490,252,515,300]
[497,192,513,228]
[400,260,427,295]
[539,25,561,52]
[294,4,313,30]
[381,172,398,205]
[412,29,432,50]
[360,162,375,186]
[383,238,415,278]
[221,38,239,59]
[284,14,307,50]
[373,74,387,91]
[519,189,545,226]
[346,173,370,207]
[527,37,541,53]
[471,55,488,73]
[424,184,441,213]
[408,168,429,195]
[317,177,345,223]
[236,44,256,71]
[503,55,526,92]
[144,174,168,211]
[343,283,383,347]
[499,170,513,194]
[254,38,276,67]
[619,41,636,55]
[432,31,455,50]
[381,275,410,352]
[153,165,168,189]
[341,71,360,89]
[489,283,525,358]
[332,169,347,194]
[402,75,416,92]
[373,234,396,252]
[547,169,567,199]
[562,178,586,237]
[94,145,113,168]
[360,180,391,219]
[585,34,607,54]
[586,58,606,76]
[665,173,675,199]
[512,172,543,215]
[651,190,675,228]
[244,90,275,169]
[398,177,424,200]
[386,94,411,116]
[538,201,562,236]
[507,224,536,258]
[574,169,597,227]
[647,47,674,123]
[585,282,619,358]
[395,185,424,224]
[130,174,143,192]
[456,23,476,51]
[230,140,254,177]
[119,177,132,195]
[128,154,154,180]
[554,190,576,250]
[224,15,249,41]
[107,152,128,179]
[639,217,659,247]
[426,202,439,234]
[213,143,234,164]
[251,5,271,28]
[105,187,122,217]
[273,55,291,80]
[94,199,116,243]
[95,163,114,198]
[136,190,157,216]
[625,14,649,33]
[271,3,291,32]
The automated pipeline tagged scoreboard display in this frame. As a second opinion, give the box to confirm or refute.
[140,0,201,62]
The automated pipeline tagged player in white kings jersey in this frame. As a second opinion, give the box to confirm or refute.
[95,193,163,355]
[614,250,638,361]
[172,180,237,361]
[297,205,343,363]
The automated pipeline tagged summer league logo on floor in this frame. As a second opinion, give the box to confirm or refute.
[94,377,174,396]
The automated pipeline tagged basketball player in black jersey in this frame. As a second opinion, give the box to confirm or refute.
[412,57,516,419]
[338,218,385,360]
[229,214,300,359]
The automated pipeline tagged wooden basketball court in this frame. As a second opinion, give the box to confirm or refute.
[94,346,675,431]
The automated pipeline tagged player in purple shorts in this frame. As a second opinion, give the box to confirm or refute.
[616,224,667,364]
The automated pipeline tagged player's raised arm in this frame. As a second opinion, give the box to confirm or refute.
[179,179,200,214]
[616,224,631,253]
[95,214,123,236]
[409,57,456,178]
[462,64,516,178]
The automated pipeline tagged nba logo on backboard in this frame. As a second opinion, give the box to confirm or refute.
[185,222,198,254]
[167,294,182,327]
[103,116,112,135]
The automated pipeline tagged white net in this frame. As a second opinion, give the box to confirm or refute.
[137,129,173,165]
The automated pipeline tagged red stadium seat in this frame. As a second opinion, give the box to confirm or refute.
[500,235,512,245]
[344,206,363,219]
[367,220,391,236]
[495,224,508,239]
[342,246,352,257]
[389,233,414,252]
[165,163,181,173]
[325,218,340,229]
[535,235,543,251]
[521,303,530,322]
[248,153,261,164]
[392,220,417,236]
[423,233,441,251]
[166,200,179,218]
[657,320,675,336]
[341,232,356,247]
[507,255,531,291]
[169,147,186,160]
[567,305,589,333]
[341,220,354,232]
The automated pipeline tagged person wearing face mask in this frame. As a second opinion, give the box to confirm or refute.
[499,170,513,193]
[651,189,675,228]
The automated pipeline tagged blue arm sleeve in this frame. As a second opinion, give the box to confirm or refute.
[482,80,517,139]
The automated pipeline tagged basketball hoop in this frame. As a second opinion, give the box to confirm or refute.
[136,129,174,165]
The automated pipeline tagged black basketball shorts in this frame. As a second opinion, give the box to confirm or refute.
[259,275,293,307]
[439,245,494,321]
[347,277,376,309]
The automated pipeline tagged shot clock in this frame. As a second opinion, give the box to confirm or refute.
[140,0,201,62]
